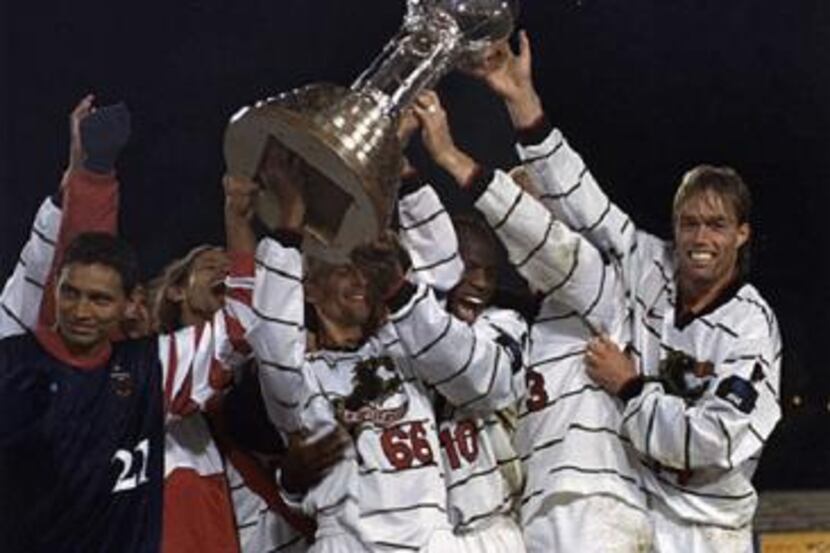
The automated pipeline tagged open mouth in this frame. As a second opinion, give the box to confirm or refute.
[454,295,485,322]
[210,280,227,296]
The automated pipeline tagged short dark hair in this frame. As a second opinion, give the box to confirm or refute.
[61,232,140,295]
[452,213,500,267]
[673,164,753,275]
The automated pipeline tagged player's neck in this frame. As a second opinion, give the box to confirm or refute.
[179,305,209,328]
[677,266,739,317]
[316,317,364,350]
[63,336,110,358]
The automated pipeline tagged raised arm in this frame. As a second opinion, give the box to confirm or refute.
[37,95,128,328]
[397,180,463,292]
[160,176,261,420]
[475,32,640,265]
[2,96,126,337]
[396,104,463,292]
[353,235,528,413]
[0,198,61,337]
[414,92,627,335]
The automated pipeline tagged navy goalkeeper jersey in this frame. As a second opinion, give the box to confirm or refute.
[0,332,164,553]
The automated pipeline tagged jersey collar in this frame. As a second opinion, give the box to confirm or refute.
[35,325,112,370]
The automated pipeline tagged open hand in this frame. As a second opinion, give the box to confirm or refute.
[469,31,543,129]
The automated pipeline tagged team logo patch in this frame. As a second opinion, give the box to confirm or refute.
[333,356,409,429]
[110,364,134,398]
[716,375,758,414]
[657,349,714,401]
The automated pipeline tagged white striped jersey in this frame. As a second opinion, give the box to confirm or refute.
[437,367,525,534]
[229,182,465,550]
[469,170,649,525]
[251,254,527,550]
[226,462,309,553]
[0,197,61,337]
[513,125,782,529]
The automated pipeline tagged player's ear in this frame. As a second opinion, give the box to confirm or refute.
[736,223,750,249]
[165,284,185,304]
[304,280,320,306]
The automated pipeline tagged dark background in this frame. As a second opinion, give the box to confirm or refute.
[2,0,828,487]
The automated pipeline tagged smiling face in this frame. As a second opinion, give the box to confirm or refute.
[56,262,128,353]
[306,261,373,342]
[448,217,500,323]
[673,189,750,301]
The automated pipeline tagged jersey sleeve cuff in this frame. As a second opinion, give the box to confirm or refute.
[399,172,424,198]
[516,114,553,147]
[385,280,418,313]
[466,166,496,202]
[617,375,646,404]
[271,229,304,251]
[229,251,256,277]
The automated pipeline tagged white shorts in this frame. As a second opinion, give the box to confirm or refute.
[524,494,653,553]
[310,528,462,553]
[651,502,752,553]
[455,516,526,553]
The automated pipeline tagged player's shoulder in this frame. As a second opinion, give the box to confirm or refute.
[730,283,779,334]
[479,307,528,338]
[112,335,158,354]
[0,332,41,360]
[111,336,162,369]
[702,282,779,347]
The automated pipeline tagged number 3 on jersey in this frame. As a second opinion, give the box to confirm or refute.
[525,368,549,412]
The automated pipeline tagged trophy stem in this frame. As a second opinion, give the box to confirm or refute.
[351,9,462,117]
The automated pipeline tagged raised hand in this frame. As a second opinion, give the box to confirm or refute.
[68,94,95,172]
[223,174,259,222]
[258,143,306,231]
[470,31,543,129]
[77,100,131,174]
[223,174,259,254]
[412,91,478,186]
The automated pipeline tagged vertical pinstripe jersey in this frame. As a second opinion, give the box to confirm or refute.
[508,125,782,529]
[0,333,165,553]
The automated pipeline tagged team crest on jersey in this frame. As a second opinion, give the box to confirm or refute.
[333,356,409,429]
[657,349,715,401]
[110,364,134,399]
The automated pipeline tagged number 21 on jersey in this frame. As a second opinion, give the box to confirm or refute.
[112,438,150,493]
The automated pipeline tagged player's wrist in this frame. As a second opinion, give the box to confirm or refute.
[616,375,645,404]
[505,89,544,130]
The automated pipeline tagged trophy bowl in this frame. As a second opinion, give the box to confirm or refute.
[225,0,519,262]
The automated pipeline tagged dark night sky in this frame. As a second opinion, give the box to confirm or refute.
[2,0,829,487]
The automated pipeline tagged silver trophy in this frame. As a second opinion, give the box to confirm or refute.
[224,0,517,262]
